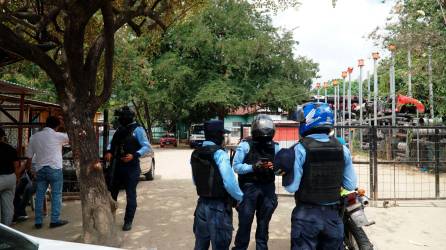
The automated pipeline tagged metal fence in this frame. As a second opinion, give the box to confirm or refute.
[336,125,446,202]
[239,123,446,201]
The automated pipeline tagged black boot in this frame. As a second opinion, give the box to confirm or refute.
[122,222,132,231]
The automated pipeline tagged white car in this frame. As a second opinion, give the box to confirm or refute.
[140,151,155,181]
[0,223,121,250]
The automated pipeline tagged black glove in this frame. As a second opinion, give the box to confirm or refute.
[227,197,238,208]
[133,152,141,159]
[253,161,265,174]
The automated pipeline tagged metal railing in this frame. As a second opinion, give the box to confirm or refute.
[336,125,446,201]
[238,123,446,201]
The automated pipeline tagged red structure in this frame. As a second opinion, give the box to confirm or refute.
[396,95,425,113]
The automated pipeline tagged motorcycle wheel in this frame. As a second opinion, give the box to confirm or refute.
[344,219,374,250]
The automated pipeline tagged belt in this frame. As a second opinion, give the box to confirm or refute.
[297,202,340,210]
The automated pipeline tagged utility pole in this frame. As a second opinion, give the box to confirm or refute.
[408,49,412,97]
[347,67,353,126]
[389,44,397,127]
[333,79,339,127]
[341,71,348,137]
[372,52,380,126]
[337,83,340,126]
[358,59,365,147]
[367,70,371,126]
[324,81,328,103]
[428,46,434,118]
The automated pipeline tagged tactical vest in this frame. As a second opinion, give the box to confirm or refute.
[239,139,276,184]
[191,145,228,199]
[111,123,141,166]
[295,137,345,204]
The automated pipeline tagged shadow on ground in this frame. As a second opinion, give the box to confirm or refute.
[11,178,446,250]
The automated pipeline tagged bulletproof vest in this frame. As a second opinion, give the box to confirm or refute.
[239,139,276,184]
[295,137,345,204]
[111,123,141,166]
[191,145,228,199]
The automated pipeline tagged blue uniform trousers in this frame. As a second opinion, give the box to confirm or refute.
[193,197,233,250]
[233,182,278,250]
[109,164,140,224]
[291,204,344,250]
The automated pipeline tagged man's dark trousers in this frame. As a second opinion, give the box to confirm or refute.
[291,204,344,250]
[13,175,35,219]
[109,163,140,224]
[233,182,278,250]
[193,197,233,250]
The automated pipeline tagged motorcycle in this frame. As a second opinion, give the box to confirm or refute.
[341,189,375,250]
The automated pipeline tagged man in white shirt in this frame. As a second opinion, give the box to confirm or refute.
[26,116,69,229]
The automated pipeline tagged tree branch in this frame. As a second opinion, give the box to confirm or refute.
[113,2,168,32]
[167,1,203,30]
[151,0,163,11]
[145,8,167,31]
[36,5,63,33]
[0,22,65,96]
[127,20,143,36]
[96,1,115,109]
[131,99,148,132]
[84,35,105,91]
[63,2,102,102]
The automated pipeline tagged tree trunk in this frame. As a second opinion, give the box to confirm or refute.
[63,104,119,246]
[217,107,226,120]
[132,100,148,133]
[143,101,154,142]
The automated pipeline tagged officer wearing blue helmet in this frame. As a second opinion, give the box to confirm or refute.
[274,102,357,250]
[232,114,280,250]
[191,120,243,250]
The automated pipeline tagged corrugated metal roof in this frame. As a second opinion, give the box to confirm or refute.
[0,94,60,108]
[0,79,38,95]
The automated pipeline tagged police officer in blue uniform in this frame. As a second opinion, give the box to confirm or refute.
[232,114,280,250]
[105,106,151,231]
[191,120,243,250]
[274,102,357,250]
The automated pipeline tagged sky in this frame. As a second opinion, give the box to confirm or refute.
[272,0,394,86]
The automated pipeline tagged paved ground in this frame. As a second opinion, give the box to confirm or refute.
[11,147,446,249]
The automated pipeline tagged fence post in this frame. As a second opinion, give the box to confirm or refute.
[369,126,375,200]
[435,128,440,198]
[373,126,379,200]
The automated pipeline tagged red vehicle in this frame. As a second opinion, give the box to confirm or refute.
[159,133,178,148]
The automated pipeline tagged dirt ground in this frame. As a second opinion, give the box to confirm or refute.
[11,147,446,250]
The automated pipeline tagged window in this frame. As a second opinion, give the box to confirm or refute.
[231,127,241,138]
[232,122,242,127]
[0,225,38,250]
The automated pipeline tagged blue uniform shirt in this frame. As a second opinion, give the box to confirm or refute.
[285,133,357,194]
[107,123,152,156]
[233,140,281,174]
[193,141,244,202]
[133,126,152,156]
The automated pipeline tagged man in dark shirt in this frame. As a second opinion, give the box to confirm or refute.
[0,127,20,225]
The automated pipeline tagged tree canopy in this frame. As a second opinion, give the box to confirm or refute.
[112,0,318,130]
[370,0,446,117]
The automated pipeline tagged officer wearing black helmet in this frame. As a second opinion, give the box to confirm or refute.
[274,102,357,249]
[232,114,280,250]
[105,106,151,231]
[191,120,243,250]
